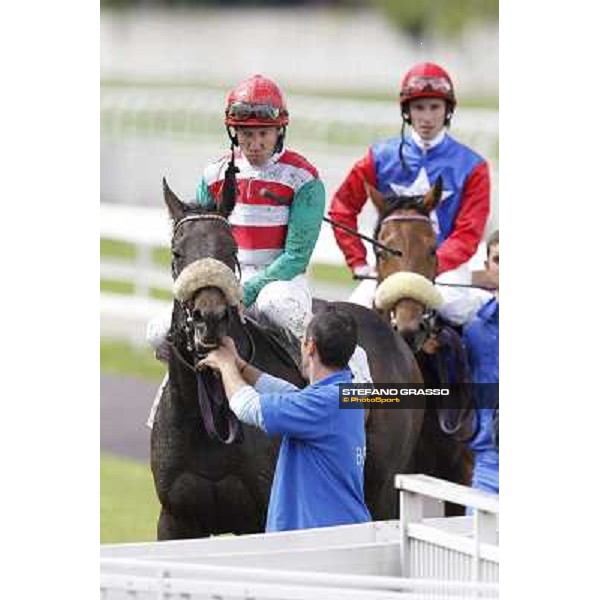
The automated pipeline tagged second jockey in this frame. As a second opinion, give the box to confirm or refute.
[329,62,492,325]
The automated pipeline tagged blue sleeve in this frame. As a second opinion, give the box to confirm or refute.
[260,387,333,440]
[462,323,478,377]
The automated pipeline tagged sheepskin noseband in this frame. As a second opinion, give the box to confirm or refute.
[374,272,443,311]
[173,258,243,306]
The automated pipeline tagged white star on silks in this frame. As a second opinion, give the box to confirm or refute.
[389,167,452,234]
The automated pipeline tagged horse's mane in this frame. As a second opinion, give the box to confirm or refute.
[373,194,428,240]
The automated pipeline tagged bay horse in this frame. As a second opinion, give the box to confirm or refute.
[366,181,475,510]
[151,179,424,540]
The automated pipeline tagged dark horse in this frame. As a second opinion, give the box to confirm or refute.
[366,181,475,511]
[151,179,424,540]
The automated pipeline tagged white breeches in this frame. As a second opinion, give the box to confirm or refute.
[245,268,372,384]
[245,270,313,340]
[347,263,493,326]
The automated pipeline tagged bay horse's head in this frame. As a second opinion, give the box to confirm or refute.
[163,178,240,354]
[369,179,442,336]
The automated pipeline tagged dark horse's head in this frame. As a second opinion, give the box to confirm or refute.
[163,178,240,356]
[368,179,442,336]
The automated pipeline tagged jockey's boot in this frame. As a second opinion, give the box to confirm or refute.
[146,311,171,429]
[348,345,373,384]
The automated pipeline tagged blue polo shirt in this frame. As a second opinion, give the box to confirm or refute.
[463,298,499,494]
[258,368,372,532]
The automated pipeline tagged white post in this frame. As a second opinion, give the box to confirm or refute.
[399,488,423,577]
[473,508,497,583]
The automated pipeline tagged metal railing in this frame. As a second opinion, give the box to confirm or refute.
[100,475,499,598]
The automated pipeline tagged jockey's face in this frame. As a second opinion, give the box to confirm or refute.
[236,127,279,167]
[409,98,447,141]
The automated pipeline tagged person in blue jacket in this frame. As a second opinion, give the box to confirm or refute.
[199,307,372,532]
[463,230,499,494]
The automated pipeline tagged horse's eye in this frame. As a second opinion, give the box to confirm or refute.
[429,247,437,257]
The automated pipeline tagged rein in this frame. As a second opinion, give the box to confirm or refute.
[168,304,257,445]
[323,216,403,257]
[169,212,252,444]
[353,273,494,290]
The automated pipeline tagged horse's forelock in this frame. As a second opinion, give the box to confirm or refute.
[172,209,238,277]
[374,195,428,240]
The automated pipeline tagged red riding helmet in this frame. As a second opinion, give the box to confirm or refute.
[224,74,289,128]
[399,62,457,117]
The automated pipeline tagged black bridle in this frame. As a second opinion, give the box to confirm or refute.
[168,212,250,445]
[171,213,242,280]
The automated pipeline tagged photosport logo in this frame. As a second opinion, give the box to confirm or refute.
[338,383,499,409]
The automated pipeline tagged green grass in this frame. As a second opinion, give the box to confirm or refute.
[101,338,166,382]
[308,262,354,287]
[101,452,160,543]
[100,238,136,260]
[101,280,172,301]
[151,246,171,267]
[101,279,135,295]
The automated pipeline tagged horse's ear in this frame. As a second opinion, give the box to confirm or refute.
[365,182,387,214]
[423,176,443,214]
[163,177,187,222]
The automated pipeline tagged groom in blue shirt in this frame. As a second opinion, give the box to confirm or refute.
[463,230,499,494]
[200,308,372,532]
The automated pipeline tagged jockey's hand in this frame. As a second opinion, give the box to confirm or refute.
[352,264,377,280]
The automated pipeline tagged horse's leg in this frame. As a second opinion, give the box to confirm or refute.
[151,387,222,539]
[155,471,219,539]
[157,506,207,541]
[212,475,266,535]
[364,407,424,520]
[412,409,471,516]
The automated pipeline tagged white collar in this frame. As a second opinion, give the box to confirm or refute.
[410,129,446,151]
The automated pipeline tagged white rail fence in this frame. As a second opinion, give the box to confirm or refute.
[100,201,352,341]
[100,474,499,599]
[101,86,498,160]
[99,202,489,342]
